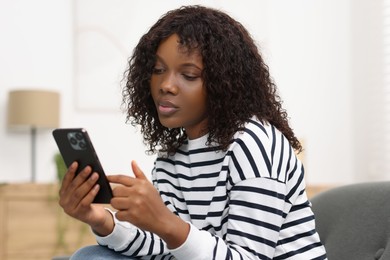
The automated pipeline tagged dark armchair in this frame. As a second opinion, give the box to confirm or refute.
[311,181,390,260]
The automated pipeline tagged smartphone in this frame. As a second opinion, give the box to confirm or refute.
[52,128,113,204]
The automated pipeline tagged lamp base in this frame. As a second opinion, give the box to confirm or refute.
[31,127,36,182]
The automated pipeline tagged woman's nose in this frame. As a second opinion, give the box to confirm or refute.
[160,73,178,94]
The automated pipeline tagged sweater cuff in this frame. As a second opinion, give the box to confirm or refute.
[170,222,214,260]
[95,208,136,247]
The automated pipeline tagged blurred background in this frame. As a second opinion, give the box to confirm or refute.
[0,0,388,186]
[0,0,389,259]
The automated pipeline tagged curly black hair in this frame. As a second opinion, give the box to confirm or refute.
[122,5,302,155]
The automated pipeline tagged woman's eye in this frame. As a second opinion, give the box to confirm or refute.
[153,67,164,74]
[182,74,199,81]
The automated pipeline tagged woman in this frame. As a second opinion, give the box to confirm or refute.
[61,5,327,259]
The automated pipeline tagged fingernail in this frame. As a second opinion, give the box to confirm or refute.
[91,172,99,180]
[93,184,100,191]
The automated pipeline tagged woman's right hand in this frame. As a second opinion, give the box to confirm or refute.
[59,162,114,236]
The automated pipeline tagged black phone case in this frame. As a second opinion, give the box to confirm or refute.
[52,128,113,204]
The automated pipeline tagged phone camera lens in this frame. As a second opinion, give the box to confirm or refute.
[70,137,77,145]
[79,141,86,149]
[75,133,83,140]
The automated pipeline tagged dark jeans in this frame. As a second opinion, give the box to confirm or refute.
[70,245,134,259]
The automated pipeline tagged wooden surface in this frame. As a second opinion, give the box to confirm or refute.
[0,183,96,260]
[306,184,335,199]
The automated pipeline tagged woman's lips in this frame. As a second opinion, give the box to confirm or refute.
[157,101,178,115]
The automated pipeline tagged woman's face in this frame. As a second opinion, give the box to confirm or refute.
[150,34,208,139]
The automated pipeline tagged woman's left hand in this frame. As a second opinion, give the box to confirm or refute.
[108,161,189,248]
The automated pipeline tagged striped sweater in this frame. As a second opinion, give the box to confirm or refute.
[96,118,327,259]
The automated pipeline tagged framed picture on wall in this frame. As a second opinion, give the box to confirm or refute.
[72,0,172,112]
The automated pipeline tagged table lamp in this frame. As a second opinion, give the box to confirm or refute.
[7,89,60,182]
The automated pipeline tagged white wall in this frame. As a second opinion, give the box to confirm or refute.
[0,0,383,185]
[351,0,386,181]
[0,0,74,183]
[265,1,354,185]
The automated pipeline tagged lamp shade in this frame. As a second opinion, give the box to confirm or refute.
[7,89,60,128]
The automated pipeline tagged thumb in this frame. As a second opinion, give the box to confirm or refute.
[131,160,147,180]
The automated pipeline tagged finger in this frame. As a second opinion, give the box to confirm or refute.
[71,165,93,189]
[112,184,141,198]
[61,161,78,187]
[116,209,132,222]
[108,175,134,186]
[112,185,131,197]
[110,197,131,211]
[59,161,78,196]
[61,166,94,206]
[73,172,100,201]
[63,182,99,217]
[131,160,147,180]
[77,183,100,208]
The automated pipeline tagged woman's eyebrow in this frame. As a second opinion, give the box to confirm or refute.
[155,54,202,70]
[181,63,202,71]
[154,55,166,65]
